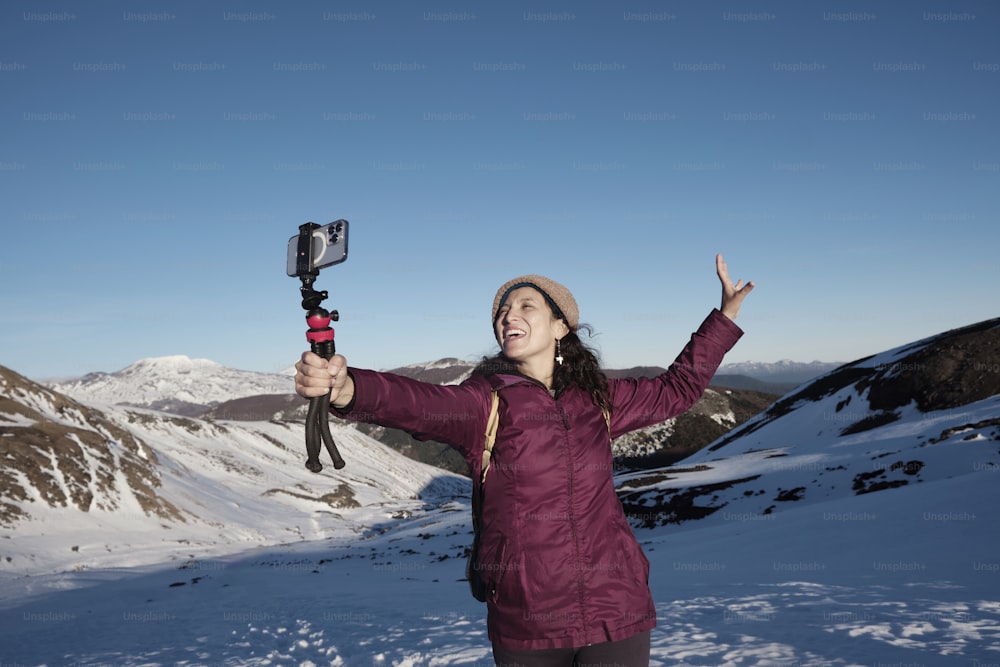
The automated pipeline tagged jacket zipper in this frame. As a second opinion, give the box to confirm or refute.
[557,400,588,636]
[558,401,571,430]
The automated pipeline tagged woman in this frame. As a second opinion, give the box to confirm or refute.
[295,254,754,666]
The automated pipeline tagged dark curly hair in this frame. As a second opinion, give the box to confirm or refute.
[472,323,610,413]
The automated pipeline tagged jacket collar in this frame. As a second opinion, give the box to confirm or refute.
[483,372,561,397]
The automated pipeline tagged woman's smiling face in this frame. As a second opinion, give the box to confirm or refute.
[494,286,569,372]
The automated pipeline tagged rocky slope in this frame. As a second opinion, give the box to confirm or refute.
[0,366,181,526]
[615,316,1000,528]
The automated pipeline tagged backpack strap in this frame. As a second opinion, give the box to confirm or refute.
[480,390,501,485]
[468,389,500,602]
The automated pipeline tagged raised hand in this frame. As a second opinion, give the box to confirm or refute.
[716,254,755,321]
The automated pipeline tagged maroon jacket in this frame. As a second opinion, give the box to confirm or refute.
[334,309,743,650]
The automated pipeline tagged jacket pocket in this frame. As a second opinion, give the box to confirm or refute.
[486,534,509,603]
[615,515,650,587]
[625,539,650,587]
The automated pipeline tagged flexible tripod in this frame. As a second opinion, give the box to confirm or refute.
[293,222,346,472]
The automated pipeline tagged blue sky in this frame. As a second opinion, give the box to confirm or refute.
[2,1,997,379]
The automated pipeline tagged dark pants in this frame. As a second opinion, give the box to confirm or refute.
[492,631,650,667]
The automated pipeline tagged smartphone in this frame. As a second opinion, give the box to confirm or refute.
[287,219,349,276]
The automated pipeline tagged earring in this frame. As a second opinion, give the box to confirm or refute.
[555,338,564,366]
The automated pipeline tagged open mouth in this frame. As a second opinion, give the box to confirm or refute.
[504,328,526,340]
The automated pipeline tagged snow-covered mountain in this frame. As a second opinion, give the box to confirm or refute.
[44,355,835,421]
[2,317,999,665]
[386,357,475,385]
[1,364,468,573]
[617,316,1000,528]
[47,355,471,419]
[47,355,294,416]
[52,355,776,474]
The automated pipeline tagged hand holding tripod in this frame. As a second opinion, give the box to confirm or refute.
[288,220,349,472]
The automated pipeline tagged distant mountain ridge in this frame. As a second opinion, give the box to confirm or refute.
[48,355,294,416]
[716,359,843,387]
[45,356,836,417]
[384,358,840,394]
[41,354,823,476]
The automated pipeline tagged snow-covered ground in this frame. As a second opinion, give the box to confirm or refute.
[3,400,999,667]
[1,465,998,666]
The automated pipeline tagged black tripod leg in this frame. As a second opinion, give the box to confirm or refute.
[318,401,346,469]
[305,391,345,472]
[305,394,326,473]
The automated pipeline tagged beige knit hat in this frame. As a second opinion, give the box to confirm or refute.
[492,274,579,330]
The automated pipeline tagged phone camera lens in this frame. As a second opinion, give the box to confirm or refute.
[330,233,340,244]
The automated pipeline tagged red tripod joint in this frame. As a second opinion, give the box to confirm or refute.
[306,329,335,344]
